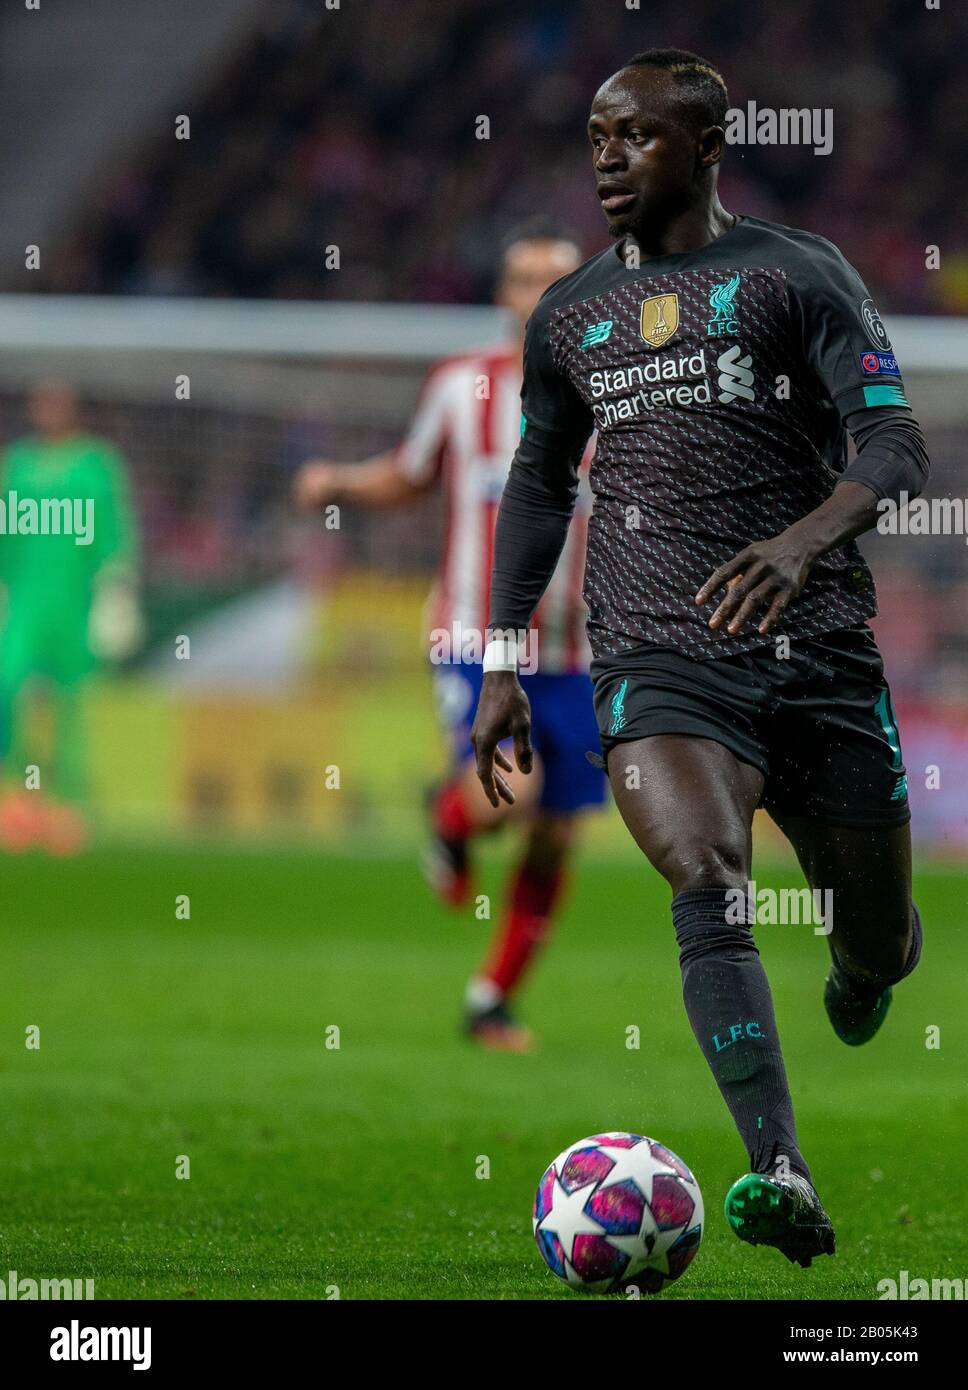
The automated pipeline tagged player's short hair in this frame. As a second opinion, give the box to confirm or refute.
[620,48,729,132]
[499,217,582,266]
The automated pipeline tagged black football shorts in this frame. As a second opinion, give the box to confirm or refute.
[591,625,910,828]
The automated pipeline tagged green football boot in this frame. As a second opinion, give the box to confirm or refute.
[724,1171,836,1268]
[824,956,892,1046]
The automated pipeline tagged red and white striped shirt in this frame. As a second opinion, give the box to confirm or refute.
[395,346,591,674]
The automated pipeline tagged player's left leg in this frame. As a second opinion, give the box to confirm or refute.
[465,809,577,1052]
[771,815,920,1045]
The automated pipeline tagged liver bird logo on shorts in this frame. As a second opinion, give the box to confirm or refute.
[610,678,629,735]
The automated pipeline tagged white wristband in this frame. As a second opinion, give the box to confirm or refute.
[483,636,519,673]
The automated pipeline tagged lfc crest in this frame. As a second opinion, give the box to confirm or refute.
[639,293,680,348]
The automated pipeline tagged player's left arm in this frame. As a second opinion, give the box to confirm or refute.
[697,247,930,635]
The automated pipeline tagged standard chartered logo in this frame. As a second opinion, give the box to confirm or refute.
[716,344,754,404]
[587,351,710,426]
[586,343,756,426]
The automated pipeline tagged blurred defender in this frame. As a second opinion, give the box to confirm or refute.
[0,382,141,852]
[295,227,605,1050]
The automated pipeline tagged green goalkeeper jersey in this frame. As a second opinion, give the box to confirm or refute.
[0,432,138,613]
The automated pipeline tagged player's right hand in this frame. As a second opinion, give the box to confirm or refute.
[470,672,533,807]
[294,460,340,512]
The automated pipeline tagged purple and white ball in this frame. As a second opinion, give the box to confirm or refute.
[533,1132,703,1294]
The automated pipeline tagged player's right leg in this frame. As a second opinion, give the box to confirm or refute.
[607,733,804,1165]
[0,622,51,852]
[605,731,834,1265]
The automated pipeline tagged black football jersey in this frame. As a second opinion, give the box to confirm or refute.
[517,215,911,659]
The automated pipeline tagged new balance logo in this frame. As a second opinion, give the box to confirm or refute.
[580,319,613,349]
[716,344,755,404]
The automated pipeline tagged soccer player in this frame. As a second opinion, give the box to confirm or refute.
[294,226,606,1051]
[472,51,929,1264]
[0,381,141,852]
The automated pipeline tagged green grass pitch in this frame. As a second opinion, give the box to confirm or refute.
[1,843,965,1300]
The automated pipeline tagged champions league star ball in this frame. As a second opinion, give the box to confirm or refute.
[533,1132,703,1294]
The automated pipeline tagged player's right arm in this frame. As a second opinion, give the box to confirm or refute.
[294,360,457,512]
[472,300,593,806]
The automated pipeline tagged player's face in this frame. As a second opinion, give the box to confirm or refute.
[496,239,582,331]
[588,68,716,240]
[28,383,80,438]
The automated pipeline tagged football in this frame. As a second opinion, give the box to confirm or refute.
[532,1132,704,1294]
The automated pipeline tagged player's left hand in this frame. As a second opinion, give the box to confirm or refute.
[694,531,816,636]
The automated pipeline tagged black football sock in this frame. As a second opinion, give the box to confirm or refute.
[671,887,811,1184]
[831,900,923,988]
[899,901,924,981]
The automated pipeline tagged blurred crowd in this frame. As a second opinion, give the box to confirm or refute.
[15,0,968,709]
[42,0,968,312]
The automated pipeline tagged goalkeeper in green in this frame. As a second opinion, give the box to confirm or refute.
[0,381,141,852]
